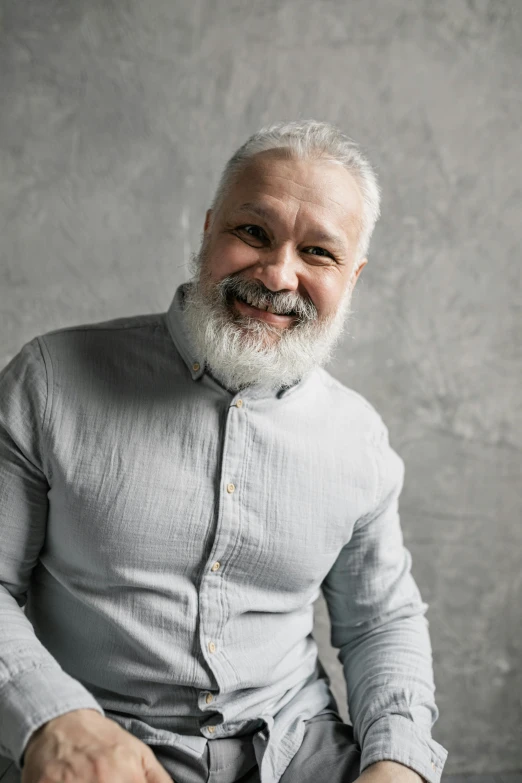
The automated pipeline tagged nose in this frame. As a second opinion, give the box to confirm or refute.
[251,242,300,295]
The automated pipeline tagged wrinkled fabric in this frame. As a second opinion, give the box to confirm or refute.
[0,282,448,783]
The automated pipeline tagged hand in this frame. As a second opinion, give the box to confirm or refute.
[21,708,174,783]
[357,760,425,783]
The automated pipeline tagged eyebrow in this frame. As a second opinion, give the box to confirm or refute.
[233,202,348,250]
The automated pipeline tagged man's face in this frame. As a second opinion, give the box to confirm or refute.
[182,151,368,392]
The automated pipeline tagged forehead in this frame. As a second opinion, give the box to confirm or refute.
[223,151,364,239]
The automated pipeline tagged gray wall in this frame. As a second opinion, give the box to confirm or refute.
[1,0,521,774]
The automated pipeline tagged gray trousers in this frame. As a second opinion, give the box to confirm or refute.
[0,713,361,783]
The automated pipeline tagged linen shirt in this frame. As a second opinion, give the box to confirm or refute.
[0,282,448,783]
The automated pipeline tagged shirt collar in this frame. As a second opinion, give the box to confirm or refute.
[164,282,310,400]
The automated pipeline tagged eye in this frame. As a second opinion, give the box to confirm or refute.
[237,224,268,241]
[303,247,334,260]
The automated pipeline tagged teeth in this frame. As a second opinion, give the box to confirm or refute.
[241,295,293,316]
[245,295,268,311]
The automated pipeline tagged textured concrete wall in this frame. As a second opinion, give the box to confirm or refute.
[1,0,521,774]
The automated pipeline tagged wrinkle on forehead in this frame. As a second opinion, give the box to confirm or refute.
[228,155,364,242]
[243,155,363,214]
[235,177,363,243]
[265,171,357,207]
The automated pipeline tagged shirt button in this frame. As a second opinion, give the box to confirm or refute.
[192,362,200,371]
[208,641,216,653]
[226,483,235,493]
[236,399,243,407]
[207,726,216,734]
[431,762,437,771]
[211,561,221,572]
[205,693,214,704]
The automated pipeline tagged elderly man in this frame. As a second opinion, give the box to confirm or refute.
[0,121,448,783]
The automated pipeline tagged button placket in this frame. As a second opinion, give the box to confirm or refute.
[198,393,245,687]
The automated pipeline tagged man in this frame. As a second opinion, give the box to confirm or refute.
[0,120,448,783]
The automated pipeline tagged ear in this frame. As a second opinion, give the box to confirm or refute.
[352,257,367,285]
[204,209,213,234]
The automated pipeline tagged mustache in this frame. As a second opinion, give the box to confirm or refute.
[219,277,317,320]
[191,246,319,320]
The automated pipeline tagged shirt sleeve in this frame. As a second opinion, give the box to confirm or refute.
[0,338,104,771]
[320,417,448,783]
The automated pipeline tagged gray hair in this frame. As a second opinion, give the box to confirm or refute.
[209,119,382,264]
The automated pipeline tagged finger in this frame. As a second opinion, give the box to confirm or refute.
[36,762,76,783]
[34,758,66,783]
[36,770,64,783]
[37,773,72,783]
[35,755,92,783]
[145,761,176,783]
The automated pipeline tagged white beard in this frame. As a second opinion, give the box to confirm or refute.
[181,243,356,393]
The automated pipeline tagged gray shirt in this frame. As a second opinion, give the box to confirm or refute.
[0,282,448,783]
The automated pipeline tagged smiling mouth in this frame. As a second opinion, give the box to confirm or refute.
[231,295,298,325]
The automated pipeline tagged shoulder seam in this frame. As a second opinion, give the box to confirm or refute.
[33,337,50,433]
[33,336,54,482]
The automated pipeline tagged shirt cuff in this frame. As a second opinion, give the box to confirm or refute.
[360,713,448,783]
[0,663,105,771]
